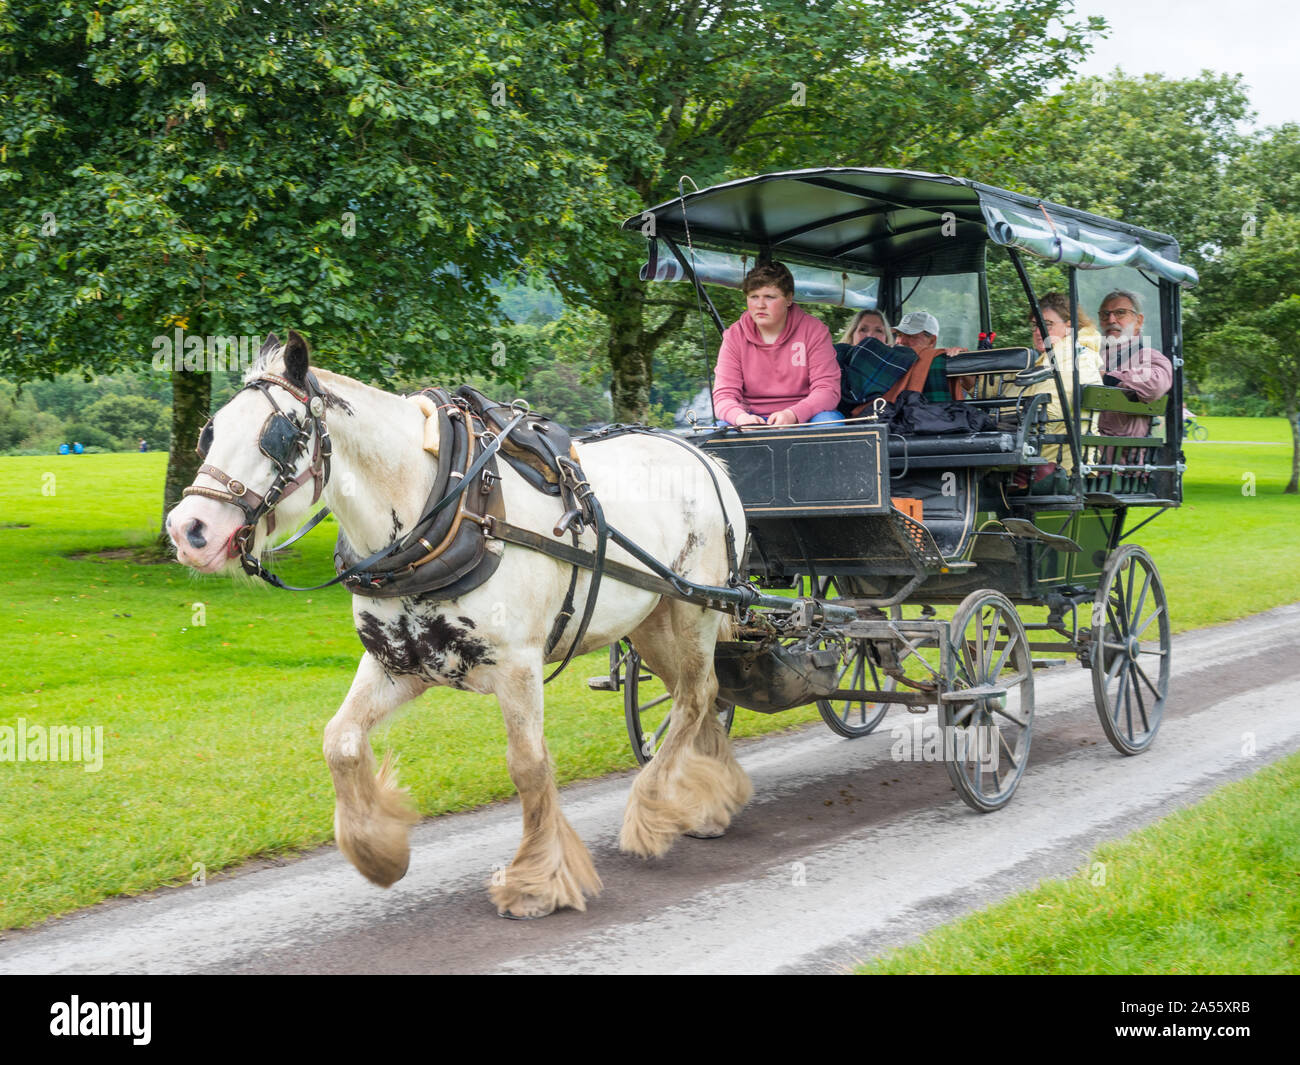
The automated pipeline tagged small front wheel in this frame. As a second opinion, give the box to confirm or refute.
[942,590,1035,812]
[816,638,894,737]
[622,642,734,766]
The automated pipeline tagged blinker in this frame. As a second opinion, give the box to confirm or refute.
[258,411,304,467]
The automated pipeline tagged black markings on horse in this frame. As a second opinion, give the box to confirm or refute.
[356,607,495,687]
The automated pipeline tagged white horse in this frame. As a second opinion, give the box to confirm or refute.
[166,332,751,918]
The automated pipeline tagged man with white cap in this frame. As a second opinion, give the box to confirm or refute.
[880,310,968,403]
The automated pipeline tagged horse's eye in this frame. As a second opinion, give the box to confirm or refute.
[197,420,214,458]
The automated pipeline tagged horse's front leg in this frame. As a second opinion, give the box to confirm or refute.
[323,653,429,887]
[491,656,602,919]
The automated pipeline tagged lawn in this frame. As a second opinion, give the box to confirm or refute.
[0,415,1296,930]
[856,749,1300,974]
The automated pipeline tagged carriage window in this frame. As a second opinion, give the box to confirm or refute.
[899,273,982,350]
[1074,268,1164,354]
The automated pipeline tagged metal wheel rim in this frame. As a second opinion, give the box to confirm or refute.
[816,639,893,737]
[942,591,1034,812]
[1091,545,1170,754]
[622,643,734,766]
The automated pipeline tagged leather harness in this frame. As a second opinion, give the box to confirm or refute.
[191,376,743,681]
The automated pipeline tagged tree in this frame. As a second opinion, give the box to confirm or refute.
[1,0,649,537]
[987,71,1254,270]
[1196,211,1300,493]
[516,0,1105,420]
[83,394,171,448]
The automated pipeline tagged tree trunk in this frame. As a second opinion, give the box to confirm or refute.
[605,273,651,422]
[160,353,212,546]
[1287,404,1299,494]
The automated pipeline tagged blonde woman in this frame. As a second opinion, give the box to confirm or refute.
[838,309,894,347]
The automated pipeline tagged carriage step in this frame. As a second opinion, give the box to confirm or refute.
[940,685,1007,702]
[1031,658,1070,669]
[586,676,619,692]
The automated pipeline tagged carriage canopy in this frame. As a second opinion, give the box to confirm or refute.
[625,167,1198,301]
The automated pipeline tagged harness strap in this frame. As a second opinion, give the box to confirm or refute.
[243,408,527,593]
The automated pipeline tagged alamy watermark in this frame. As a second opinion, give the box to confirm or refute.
[889,720,999,772]
[152,328,264,373]
[0,717,103,772]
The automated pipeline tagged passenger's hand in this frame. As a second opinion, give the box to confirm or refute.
[766,409,798,426]
[733,411,765,427]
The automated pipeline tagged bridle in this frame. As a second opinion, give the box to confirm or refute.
[183,372,333,570]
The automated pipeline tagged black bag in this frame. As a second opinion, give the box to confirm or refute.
[889,391,996,435]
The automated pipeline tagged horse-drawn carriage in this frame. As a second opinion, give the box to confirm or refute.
[170,167,1193,917]
[598,167,1192,811]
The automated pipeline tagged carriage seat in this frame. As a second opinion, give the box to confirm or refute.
[943,347,1036,379]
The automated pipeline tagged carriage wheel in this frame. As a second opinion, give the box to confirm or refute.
[816,639,895,737]
[942,590,1035,812]
[622,642,735,767]
[1091,545,1170,755]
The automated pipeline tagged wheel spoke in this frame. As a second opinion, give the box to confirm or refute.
[1129,662,1150,732]
[1112,666,1129,724]
[1130,568,1152,631]
[1133,660,1162,701]
[1105,647,1126,682]
[1135,605,1165,637]
[1123,666,1134,739]
[989,631,1015,679]
[997,726,1019,770]
[652,715,671,744]
[1125,556,1136,626]
[982,608,999,674]
[641,692,671,711]
[990,699,1030,728]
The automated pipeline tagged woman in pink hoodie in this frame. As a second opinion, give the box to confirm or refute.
[711,263,843,426]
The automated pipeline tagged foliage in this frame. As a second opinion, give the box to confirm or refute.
[1195,208,1300,491]
[0,0,644,380]
[82,394,170,449]
[987,71,1254,269]
[514,0,1105,418]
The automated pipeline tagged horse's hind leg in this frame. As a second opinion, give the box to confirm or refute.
[620,603,752,858]
[323,653,427,887]
[491,657,601,919]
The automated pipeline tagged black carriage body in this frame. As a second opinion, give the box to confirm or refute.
[699,420,1123,607]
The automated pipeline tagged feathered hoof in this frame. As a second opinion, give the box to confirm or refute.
[491,886,558,920]
[618,798,680,859]
[335,753,420,887]
[684,819,728,839]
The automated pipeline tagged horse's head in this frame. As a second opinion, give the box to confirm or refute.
[167,329,331,574]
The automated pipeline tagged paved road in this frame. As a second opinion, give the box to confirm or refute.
[4,604,1298,975]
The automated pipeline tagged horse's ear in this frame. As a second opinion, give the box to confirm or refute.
[259,333,280,359]
[283,330,310,388]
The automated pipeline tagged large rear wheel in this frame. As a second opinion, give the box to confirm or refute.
[1091,545,1170,754]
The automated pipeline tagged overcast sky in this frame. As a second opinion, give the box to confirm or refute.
[1070,0,1299,127]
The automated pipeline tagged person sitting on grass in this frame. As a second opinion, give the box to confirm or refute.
[712,262,843,427]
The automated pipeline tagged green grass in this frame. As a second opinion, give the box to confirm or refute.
[0,415,1296,930]
[856,750,1300,974]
